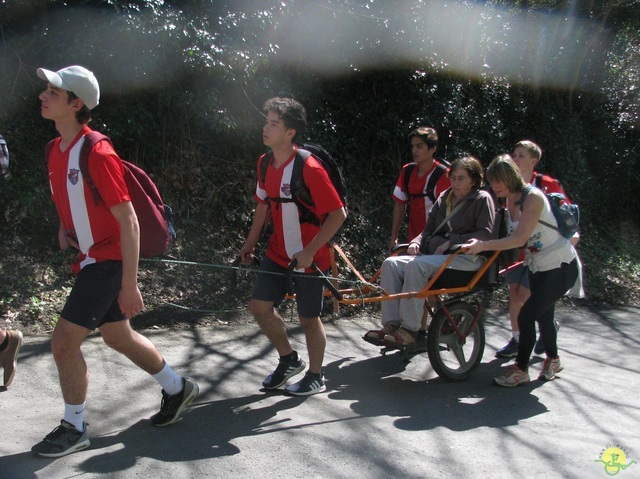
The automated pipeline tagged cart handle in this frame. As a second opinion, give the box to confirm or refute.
[286,259,344,301]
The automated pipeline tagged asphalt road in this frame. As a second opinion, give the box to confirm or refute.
[1,305,639,479]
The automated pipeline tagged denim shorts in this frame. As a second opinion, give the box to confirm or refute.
[506,263,531,289]
[252,256,326,318]
[61,260,126,330]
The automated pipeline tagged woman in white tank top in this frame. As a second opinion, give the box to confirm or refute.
[465,155,579,388]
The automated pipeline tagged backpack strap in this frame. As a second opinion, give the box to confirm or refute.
[259,151,270,186]
[516,184,534,212]
[260,149,319,226]
[285,149,318,225]
[261,150,309,205]
[79,132,112,206]
[45,132,112,206]
[291,148,313,208]
[403,161,447,202]
[534,172,544,189]
[425,162,447,202]
[403,162,416,198]
[517,184,560,233]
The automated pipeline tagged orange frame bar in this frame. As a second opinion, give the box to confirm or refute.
[323,245,502,307]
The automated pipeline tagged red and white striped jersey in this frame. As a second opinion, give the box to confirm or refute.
[255,146,344,271]
[48,126,130,272]
[392,161,451,241]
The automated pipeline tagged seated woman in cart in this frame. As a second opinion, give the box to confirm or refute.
[464,154,579,387]
[365,156,495,347]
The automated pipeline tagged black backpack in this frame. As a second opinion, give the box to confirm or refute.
[259,143,347,226]
[402,160,449,203]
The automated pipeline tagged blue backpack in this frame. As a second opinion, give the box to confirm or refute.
[519,185,579,239]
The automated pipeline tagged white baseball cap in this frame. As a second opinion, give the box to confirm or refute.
[37,65,100,110]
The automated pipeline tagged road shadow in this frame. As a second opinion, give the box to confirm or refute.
[0,390,309,478]
[325,351,549,431]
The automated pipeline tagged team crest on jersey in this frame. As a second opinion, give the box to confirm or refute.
[68,168,80,185]
[281,183,292,197]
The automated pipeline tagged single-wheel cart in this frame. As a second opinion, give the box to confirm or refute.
[284,244,505,382]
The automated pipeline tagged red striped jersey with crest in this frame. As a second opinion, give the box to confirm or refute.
[255,146,344,271]
[48,126,130,273]
[392,161,451,241]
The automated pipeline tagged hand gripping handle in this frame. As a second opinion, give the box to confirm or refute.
[286,259,343,301]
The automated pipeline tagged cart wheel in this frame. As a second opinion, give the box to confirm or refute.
[426,302,485,382]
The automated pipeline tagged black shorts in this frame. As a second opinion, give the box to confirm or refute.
[61,260,126,330]
[252,256,326,318]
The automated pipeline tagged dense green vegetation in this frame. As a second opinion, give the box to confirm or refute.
[1,0,639,329]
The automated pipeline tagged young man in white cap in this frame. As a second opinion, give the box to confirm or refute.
[32,65,199,458]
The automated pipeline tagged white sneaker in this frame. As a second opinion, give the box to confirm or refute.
[494,365,530,387]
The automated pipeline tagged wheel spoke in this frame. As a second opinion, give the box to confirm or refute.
[450,341,467,366]
[438,332,457,349]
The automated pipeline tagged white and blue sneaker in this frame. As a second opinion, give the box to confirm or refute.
[534,321,560,355]
[285,371,326,396]
[495,337,519,358]
[263,356,306,390]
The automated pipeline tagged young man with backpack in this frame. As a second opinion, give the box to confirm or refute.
[496,140,581,359]
[238,97,346,396]
[389,127,451,252]
[33,65,198,458]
